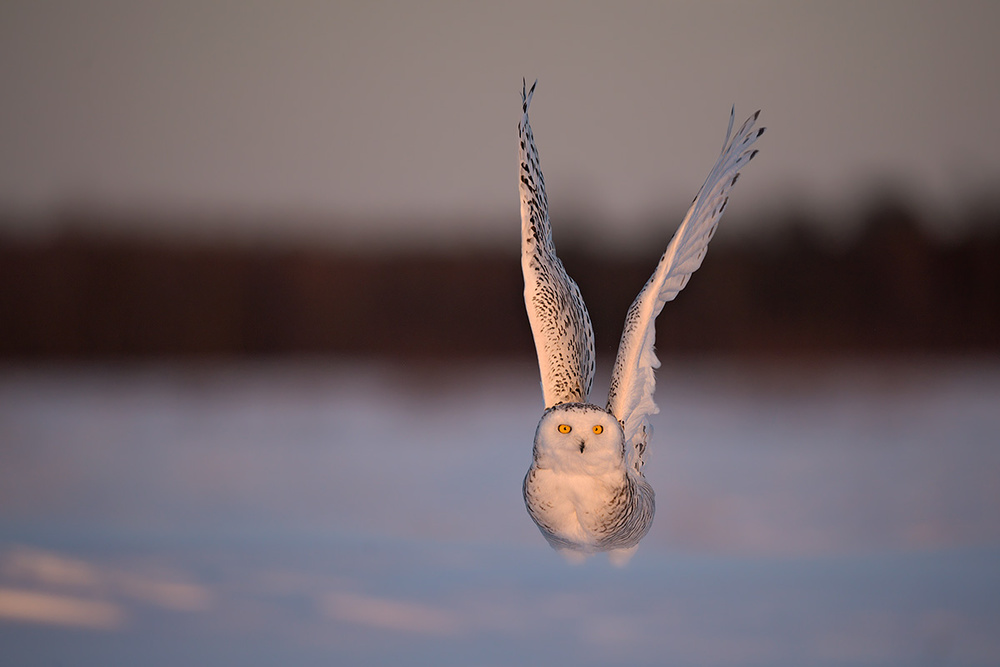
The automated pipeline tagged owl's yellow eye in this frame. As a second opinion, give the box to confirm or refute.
[592,425,604,434]
[558,424,572,434]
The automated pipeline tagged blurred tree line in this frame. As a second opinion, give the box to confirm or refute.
[1,197,998,361]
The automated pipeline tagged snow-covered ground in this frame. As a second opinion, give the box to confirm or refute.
[1,359,998,666]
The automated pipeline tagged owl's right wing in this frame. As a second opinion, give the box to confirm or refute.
[607,108,764,466]
[519,80,596,408]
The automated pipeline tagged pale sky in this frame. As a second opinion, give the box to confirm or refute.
[2,1,999,246]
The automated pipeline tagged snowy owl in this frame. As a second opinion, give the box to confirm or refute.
[518,80,764,564]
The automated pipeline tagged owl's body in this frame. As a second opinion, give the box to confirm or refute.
[524,403,654,563]
[518,81,763,563]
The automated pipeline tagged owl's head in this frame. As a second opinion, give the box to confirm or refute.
[532,403,626,475]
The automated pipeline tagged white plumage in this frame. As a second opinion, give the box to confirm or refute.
[519,80,764,563]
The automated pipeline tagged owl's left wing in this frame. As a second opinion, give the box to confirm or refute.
[519,80,596,408]
[607,108,764,466]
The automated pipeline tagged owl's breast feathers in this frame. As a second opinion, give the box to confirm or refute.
[523,464,654,552]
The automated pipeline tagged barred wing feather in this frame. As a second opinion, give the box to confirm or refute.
[607,108,764,466]
[519,80,596,408]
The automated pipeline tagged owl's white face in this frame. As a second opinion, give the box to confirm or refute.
[532,403,626,476]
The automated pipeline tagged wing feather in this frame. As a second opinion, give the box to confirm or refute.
[607,107,764,466]
[519,80,596,408]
